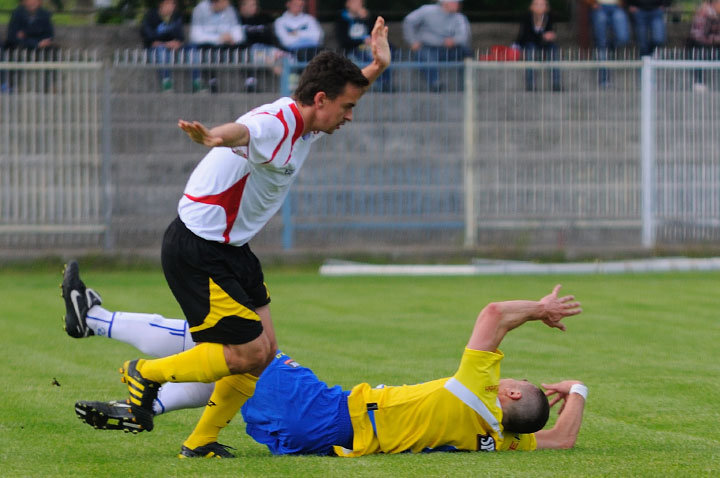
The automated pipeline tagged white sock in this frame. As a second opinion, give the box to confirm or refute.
[86,306,196,357]
[153,382,215,415]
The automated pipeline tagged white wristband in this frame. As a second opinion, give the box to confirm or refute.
[569,384,588,400]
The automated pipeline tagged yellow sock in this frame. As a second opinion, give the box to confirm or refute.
[183,373,259,449]
[138,342,230,383]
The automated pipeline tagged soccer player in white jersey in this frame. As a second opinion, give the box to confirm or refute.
[62,17,390,458]
[73,280,587,456]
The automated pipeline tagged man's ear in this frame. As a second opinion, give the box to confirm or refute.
[505,388,522,401]
[313,91,327,108]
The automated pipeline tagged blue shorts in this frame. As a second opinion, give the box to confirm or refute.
[241,351,353,455]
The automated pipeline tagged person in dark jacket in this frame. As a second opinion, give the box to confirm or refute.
[3,0,55,93]
[336,0,392,91]
[5,0,54,50]
[239,0,275,47]
[516,0,561,91]
[627,0,670,56]
[140,0,189,91]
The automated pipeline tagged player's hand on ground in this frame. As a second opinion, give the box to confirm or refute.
[178,120,224,147]
[542,380,584,414]
[539,284,582,331]
[370,16,391,69]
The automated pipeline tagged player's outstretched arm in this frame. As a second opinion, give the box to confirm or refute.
[178,119,250,148]
[361,17,391,86]
[535,380,587,449]
[466,285,582,352]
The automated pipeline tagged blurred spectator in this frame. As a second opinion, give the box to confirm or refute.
[402,0,471,91]
[336,0,373,52]
[190,0,245,91]
[239,0,289,92]
[190,0,244,47]
[687,0,720,91]
[239,0,275,46]
[516,0,561,91]
[3,0,55,93]
[141,0,186,91]
[627,0,670,56]
[586,0,630,86]
[274,0,324,60]
[336,0,392,91]
[5,0,55,51]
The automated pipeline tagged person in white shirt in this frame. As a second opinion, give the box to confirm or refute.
[190,0,244,47]
[274,0,324,60]
[190,0,245,92]
[402,0,471,91]
[62,17,391,459]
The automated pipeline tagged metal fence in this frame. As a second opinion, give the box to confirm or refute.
[1,49,719,256]
[0,50,107,250]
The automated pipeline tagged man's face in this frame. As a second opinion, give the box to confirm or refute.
[210,0,229,13]
[314,83,364,134]
[441,0,460,13]
[530,0,548,15]
[287,0,304,15]
[346,0,363,14]
[240,0,258,16]
[23,0,42,13]
[159,0,177,18]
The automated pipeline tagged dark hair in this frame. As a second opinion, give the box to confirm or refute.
[294,51,369,106]
[501,383,550,434]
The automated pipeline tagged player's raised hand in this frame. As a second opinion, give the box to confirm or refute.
[539,285,582,331]
[178,119,224,147]
[542,380,584,414]
[370,16,391,70]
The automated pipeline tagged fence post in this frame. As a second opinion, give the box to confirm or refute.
[640,56,656,249]
[463,58,477,248]
[280,56,294,251]
[102,64,114,251]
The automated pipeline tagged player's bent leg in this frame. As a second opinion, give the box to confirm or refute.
[255,305,277,355]
[86,307,195,357]
[180,373,259,458]
[119,342,231,431]
[223,331,273,374]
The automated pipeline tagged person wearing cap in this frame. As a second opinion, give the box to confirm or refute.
[402,0,471,91]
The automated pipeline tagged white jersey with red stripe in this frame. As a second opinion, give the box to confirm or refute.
[178,97,323,246]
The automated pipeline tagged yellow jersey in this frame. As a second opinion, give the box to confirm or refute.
[334,348,536,456]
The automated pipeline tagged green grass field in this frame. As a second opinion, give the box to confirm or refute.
[1,265,719,476]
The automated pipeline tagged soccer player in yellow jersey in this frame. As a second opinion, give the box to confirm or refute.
[242,283,585,455]
[76,283,587,455]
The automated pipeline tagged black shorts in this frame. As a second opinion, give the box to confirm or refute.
[161,217,270,344]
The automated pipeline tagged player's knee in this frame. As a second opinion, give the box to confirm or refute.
[225,335,272,373]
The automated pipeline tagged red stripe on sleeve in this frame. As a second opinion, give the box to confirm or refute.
[265,110,289,164]
[284,103,306,166]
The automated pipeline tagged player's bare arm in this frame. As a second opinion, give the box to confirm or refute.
[535,380,587,449]
[178,120,251,148]
[361,17,391,86]
[467,285,582,352]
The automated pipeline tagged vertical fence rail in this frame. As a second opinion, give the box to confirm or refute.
[463,57,476,248]
[641,57,656,248]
